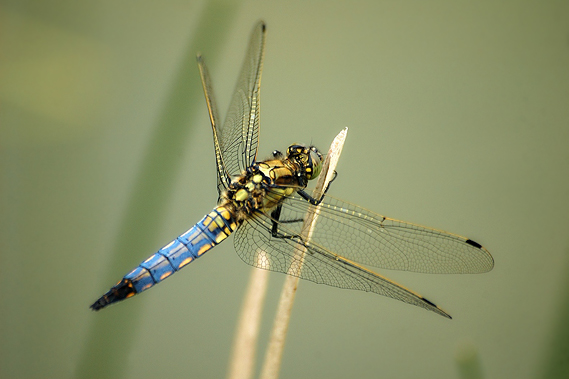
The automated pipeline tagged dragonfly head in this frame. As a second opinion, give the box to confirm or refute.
[286,144,323,181]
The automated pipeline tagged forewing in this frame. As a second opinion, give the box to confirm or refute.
[234,211,451,318]
[197,54,231,193]
[221,21,266,180]
[197,21,266,195]
[277,193,494,274]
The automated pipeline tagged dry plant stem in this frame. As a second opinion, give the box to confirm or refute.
[259,128,348,379]
[227,255,270,379]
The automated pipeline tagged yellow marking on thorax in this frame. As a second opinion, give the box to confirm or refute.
[270,166,293,180]
[235,189,248,202]
[257,163,272,178]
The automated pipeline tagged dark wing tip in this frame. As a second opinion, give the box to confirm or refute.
[465,239,483,249]
[465,238,495,272]
[421,296,452,319]
[258,20,266,31]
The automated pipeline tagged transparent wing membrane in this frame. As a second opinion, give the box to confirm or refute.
[268,191,494,274]
[197,55,231,192]
[198,21,266,195]
[232,188,493,318]
[234,207,453,319]
[222,21,265,176]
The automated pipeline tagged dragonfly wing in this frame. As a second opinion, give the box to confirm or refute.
[234,211,451,318]
[197,54,231,194]
[276,193,494,274]
[197,21,266,194]
[222,21,265,176]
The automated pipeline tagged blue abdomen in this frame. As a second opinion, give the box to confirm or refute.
[90,205,238,310]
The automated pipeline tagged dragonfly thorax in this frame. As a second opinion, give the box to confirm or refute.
[220,145,321,221]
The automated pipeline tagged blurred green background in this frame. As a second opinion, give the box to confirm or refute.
[2,1,569,378]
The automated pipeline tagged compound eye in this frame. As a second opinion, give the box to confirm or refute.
[307,148,323,180]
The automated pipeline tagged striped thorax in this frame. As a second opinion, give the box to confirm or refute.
[220,144,323,219]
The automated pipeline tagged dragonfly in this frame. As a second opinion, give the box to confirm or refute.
[90,21,494,318]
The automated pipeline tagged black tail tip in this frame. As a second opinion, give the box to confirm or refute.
[90,298,108,311]
[90,279,137,311]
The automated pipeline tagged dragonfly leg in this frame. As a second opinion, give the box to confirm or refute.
[267,171,337,239]
[270,205,302,239]
[297,170,337,206]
